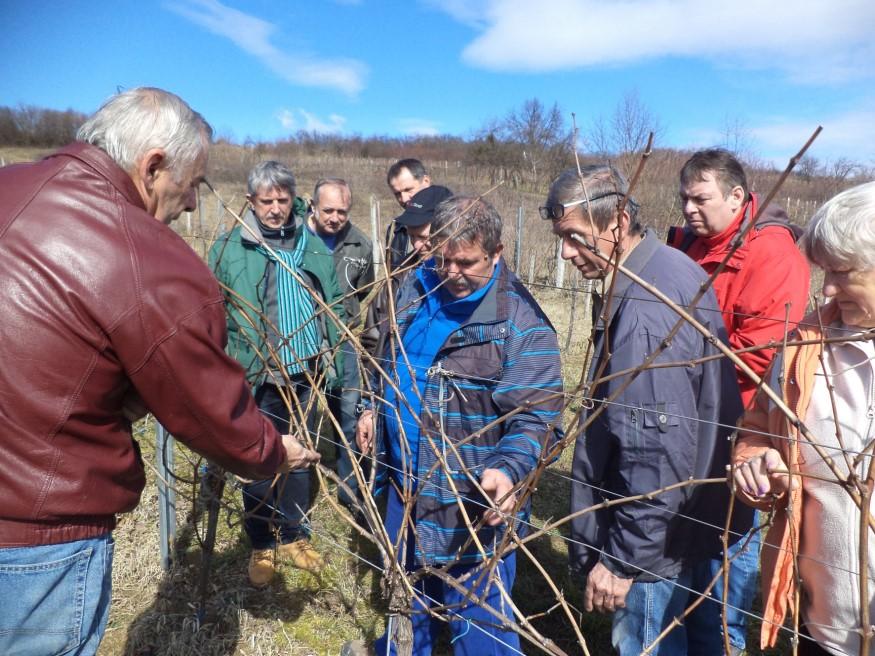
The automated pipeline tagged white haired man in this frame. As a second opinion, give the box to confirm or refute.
[0,88,318,656]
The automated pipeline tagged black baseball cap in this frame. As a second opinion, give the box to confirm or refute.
[395,185,453,227]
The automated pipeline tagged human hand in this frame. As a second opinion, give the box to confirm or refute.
[733,448,796,499]
[279,434,320,473]
[585,562,633,613]
[356,410,375,452]
[480,468,515,526]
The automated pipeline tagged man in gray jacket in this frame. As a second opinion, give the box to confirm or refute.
[543,165,751,655]
[306,177,374,511]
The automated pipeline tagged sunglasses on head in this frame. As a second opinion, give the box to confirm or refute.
[539,191,624,221]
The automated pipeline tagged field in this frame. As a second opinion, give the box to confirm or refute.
[2,142,841,655]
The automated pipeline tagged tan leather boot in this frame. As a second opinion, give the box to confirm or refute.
[247,548,275,587]
[277,538,324,572]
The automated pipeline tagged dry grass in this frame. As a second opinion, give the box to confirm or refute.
[101,428,387,656]
[2,143,812,654]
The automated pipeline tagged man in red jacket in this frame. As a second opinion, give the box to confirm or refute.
[670,148,810,655]
[673,148,810,407]
[0,87,319,656]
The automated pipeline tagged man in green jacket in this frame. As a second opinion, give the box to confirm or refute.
[209,161,345,586]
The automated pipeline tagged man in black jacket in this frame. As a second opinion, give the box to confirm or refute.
[544,164,751,655]
[307,177,374,512]
[385,158,432,269]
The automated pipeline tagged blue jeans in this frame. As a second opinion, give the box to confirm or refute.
[613,569,696,656]
[683,523,761,654]
[243,382,313,548]
[710,523,761,651]
[0,534,114,656]
[374,485,521,656]
[613,562,741,656]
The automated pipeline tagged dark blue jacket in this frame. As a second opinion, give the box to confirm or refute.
[371,258,564,565]
[569,230,752,581]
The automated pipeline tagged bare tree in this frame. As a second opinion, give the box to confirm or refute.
[476,98,572,188]
[587,90,665,174]
[796,155,820,182]
[719,114,763,168]
[828,157,858,182]
[0,104,86,147]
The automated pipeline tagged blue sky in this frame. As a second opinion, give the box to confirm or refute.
[1,0,873,166]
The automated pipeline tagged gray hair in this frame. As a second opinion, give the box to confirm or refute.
[313,177,352,207]
[77,87,212,181]
[247,161,296,197]
[804,181,875,270]
[430,196,503,256]
[547,165,641,233]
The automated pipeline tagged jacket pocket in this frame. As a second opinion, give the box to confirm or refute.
[620,402,685,531]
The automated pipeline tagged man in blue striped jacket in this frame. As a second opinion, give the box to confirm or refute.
[355,196,564,655]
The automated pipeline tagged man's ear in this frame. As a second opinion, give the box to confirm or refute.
[729,185,745,211]
[136,149,167,191]
[491,242,504,264]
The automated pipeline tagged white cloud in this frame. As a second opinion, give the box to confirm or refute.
[749,108,875,164]
[422,0,491,28]
[680,107,875,164]
[276,109,347,134]
[166,0,367,96]
[397,118,441,136]
[436,0,875,84]
[277,109,296,130]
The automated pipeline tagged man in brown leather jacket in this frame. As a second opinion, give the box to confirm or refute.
[0,87,319,656]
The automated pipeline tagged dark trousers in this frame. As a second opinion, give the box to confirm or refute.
[327,340,365,508]
[797,626,833,656]
[242,382,313,549]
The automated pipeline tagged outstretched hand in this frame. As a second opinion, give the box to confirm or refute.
[279,434,320,473]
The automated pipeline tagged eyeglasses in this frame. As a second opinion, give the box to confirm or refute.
[539,192,624,221]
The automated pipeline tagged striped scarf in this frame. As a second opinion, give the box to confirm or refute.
[259,228,320,376]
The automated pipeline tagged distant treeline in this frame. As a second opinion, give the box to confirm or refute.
[1,98,869,199]
[0,105,88,147]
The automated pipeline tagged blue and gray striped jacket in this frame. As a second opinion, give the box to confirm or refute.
[370,258,564,565]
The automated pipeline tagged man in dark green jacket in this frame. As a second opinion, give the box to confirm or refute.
[208,161,345,587]
[306,178,373,512]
